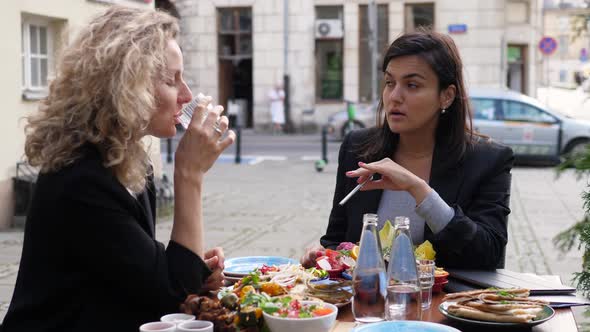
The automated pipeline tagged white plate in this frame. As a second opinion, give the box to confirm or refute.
[352,321,460,332]
[438,300,555,327]
[223,256,299,277]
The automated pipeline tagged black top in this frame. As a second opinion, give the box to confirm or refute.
[2,145,211,332]
[320,129,514,269]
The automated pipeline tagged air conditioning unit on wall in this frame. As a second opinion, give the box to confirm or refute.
[315,19,343,39]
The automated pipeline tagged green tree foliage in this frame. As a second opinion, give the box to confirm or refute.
[554,146,590,296]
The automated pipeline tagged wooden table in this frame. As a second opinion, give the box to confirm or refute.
[331,292,578,332]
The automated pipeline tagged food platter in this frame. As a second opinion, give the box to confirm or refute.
[439,300,555,327]
[218,282,351,308]
[221,263,353,308]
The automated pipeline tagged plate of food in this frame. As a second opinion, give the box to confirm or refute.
[306,278,353,307]
[219,265,352,308]
[224,256,299,277]
[439,288,555,327]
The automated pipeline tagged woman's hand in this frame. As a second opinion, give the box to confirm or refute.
[204,247,225,270]
[174,104,235,184]
[171,104,234,258]
[201,247,225,291]
[347,158,432,204]
[301,245,325,268]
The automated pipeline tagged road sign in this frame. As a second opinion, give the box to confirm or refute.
[538,37,557,56]
[448,24,467,34]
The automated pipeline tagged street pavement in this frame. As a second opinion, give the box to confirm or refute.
[1,129,590,328]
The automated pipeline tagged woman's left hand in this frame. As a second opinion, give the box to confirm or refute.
[346,158,432,203]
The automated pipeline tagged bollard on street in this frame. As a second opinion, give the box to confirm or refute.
[235,125,242,164]
[316,126,328,172]
[166,138,173,164]
[321,125,328,164]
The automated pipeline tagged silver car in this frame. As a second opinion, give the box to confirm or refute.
[325,88,590,161]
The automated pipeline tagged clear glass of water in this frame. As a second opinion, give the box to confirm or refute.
[417,259,435,310]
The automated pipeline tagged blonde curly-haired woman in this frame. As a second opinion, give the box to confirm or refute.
[2,6,235,331]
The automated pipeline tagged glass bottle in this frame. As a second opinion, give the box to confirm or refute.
[352,213,387,323]
[385,216,422,321]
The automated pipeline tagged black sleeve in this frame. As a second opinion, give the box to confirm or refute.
[432,146,514,269]
[320,133,353,249]
[65,176,211,314]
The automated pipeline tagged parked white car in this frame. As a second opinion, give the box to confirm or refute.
[325,88,590,162]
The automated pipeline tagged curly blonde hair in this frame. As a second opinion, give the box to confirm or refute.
[25,5,179,193]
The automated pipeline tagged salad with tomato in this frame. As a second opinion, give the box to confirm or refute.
[315,242,358,279]
[263,298,334,319]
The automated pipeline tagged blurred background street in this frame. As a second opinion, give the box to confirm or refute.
[6,0,590,330]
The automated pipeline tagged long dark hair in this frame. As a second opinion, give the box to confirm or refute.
[357,29,474,162]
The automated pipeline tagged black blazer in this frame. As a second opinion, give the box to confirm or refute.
[320,129,514,269]
[2,145,211,332]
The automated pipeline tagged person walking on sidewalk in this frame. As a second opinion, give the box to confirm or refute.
[301,30,514,270]
[268,81,285,134]
[2,6,234,332]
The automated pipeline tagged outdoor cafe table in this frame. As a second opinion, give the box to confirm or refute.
[331,291,578,332]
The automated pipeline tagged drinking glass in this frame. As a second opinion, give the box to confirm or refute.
[417,259,435,310]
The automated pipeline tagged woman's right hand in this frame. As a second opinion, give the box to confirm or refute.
[174,103,235,183]
[301,245,325,268]
[347,159,432,205]
[201,247,225,292]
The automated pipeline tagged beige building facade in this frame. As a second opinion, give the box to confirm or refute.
[175,0,543,133]
[543,6,590,86]
[0,0,154,229]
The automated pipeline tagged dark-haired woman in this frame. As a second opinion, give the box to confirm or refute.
[301,30,513,270]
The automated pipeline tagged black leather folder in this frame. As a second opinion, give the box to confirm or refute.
[445,269,576,295]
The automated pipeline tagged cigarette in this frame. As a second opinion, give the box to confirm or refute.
[338,175,373,206]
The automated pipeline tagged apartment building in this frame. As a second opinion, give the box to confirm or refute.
[0,0,155,229]
[543,4,590,86]
[174,0,543,131]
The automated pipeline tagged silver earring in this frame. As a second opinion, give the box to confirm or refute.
[441,108,446,114]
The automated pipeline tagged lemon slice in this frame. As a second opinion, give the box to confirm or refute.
[415,240,436,260]
[379,220,394,249]
[350,245,360,260]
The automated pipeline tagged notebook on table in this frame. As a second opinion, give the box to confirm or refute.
[445,268,576,295]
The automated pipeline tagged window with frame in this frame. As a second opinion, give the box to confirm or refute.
[404,3,434,32]
[315,6,343,101]
[22,17,52,98]
[471,98,501,120]
[506,1,528,24]
[502,101,557,123]
[359,4,389,103]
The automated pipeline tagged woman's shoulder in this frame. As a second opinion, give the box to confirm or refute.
[345,128,378,147]
[41,144,118,190]
[464,135,515,168]
[468,135,513,155]
[340,128,377,156]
